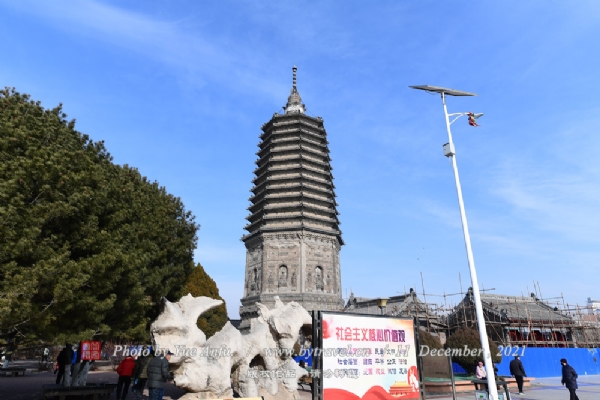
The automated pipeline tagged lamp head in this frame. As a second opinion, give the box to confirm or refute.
[376,298,389,307]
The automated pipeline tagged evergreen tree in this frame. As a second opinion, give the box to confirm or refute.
[445,327,501,373]
[0,88,199,343]
[418,329,443,350]
[184,263,228,338]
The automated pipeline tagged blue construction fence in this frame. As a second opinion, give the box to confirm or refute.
[294,346,600,378]
[452,348,600,378]
[293,347,313,367]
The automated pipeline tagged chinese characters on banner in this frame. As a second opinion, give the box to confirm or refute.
[321,313,421,400]
[80,341,102,361]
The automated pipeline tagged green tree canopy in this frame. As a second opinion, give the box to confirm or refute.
[418,329,443,351]
[0,88,199,344]
[184,263,228,338]
[445,327,502,373]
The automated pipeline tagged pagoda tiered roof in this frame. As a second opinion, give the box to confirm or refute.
[242,75,342,245]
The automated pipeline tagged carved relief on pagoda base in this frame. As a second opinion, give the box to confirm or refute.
[241,231,342,308]
[261,241,300,294]
[302,270,335,294]
[244,246,264,297]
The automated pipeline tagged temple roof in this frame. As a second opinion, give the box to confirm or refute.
[343,291,446,329]
[455,290,573,324]
[345,291,438,318]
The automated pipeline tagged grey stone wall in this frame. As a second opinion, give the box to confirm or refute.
[240,232,343,331]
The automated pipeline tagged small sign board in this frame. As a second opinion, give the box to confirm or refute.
[475,390,488,400]
[475,389,505,400]
[421,354,452,379]
[80,341,102,360]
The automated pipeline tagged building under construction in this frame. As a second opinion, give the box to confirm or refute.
[344,289,448,344]
[345,286,600,348]
[445,289,600,348]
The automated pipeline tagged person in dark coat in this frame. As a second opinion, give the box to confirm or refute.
[55,344,73,385]
[132,346,154,400]
[146,350,172,400]
[509,355,527,394]
[561,358,579,400]
[55,347,66,384]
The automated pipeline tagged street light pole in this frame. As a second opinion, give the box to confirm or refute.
[410,85,498,400]
[441,92,498,399]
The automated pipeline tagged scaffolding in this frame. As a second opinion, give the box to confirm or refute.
[340,276,600,349]
[443,290,600,348]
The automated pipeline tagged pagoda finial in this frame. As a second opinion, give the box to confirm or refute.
[292,65,297,91]
[283,65,305,114]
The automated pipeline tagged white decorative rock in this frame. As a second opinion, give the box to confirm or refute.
[149,294,311,400]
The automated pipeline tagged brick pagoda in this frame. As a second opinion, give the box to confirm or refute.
[239,67,344,330]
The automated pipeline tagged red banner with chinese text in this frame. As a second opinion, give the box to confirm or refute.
[80,341,102,360]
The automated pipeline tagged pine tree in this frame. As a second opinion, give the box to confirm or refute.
[418,329,443,350]
[445,327,502,373]
[0,88,199,343]
[184,263,228,338]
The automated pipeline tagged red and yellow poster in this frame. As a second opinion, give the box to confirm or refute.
[321,313,420,400]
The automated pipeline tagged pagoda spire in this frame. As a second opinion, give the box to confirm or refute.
[284,65,305,114]
[292,65,297,91]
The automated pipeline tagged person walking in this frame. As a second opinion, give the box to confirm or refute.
[42,347,50,362]
[146,350,173,400]
[561,358,579,400]
[70,344,78,379]
[510,355,527,395]
[116,355,136,400]
[55,345,73,385]
[63,344,75,386]
[132,346,153,400]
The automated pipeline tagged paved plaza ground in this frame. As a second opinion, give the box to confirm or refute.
[0,360,186,400]
[425,374,600,400]
[1,360,598,399]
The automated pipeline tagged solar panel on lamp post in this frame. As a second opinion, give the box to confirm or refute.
[409,85,499,400]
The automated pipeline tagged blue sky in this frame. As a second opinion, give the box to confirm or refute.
[2,1,599,318]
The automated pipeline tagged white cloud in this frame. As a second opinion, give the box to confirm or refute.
[489,127,600,244]
[4,0,287,100]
